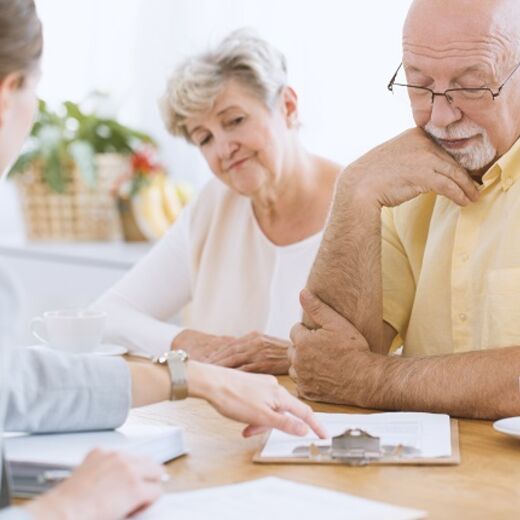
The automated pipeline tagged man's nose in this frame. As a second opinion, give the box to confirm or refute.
[428,94,463,129]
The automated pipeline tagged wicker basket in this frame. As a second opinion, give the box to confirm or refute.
[15,153,128,241]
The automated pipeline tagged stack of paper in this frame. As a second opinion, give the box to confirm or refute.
[5,422,184,497]
[135,477,425,519]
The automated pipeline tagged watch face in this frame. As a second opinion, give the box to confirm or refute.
[172,349,189,362]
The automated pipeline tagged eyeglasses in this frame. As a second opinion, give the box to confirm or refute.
[387,61,520,111]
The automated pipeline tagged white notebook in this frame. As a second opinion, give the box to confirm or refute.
[135,477,425,520]
[5,421,185,497]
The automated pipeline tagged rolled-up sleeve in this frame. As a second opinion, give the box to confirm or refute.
[5,347,131,433]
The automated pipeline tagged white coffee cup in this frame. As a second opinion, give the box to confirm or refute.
[30,309,106,354]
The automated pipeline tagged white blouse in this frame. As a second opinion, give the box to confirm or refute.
[96,178,323,356]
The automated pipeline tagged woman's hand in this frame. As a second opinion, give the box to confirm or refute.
[25,449,166,520]
[208,332,290,374]
[171,329,236,362]
[187,361,327,439]
[173,329,290,374]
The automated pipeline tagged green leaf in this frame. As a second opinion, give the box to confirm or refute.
[41,146,67,193]
[8,96,159,193]
[64,101,86,123]
[129,175,150,197]
[69,140,96,187]
[8,149,40,176]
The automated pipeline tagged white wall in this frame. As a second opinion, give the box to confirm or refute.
[0,0,415,233]
[130,0,415,188]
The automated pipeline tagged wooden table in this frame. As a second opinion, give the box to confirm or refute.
[128,376,520,519]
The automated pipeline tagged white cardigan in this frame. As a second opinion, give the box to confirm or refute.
[96,178,323,356]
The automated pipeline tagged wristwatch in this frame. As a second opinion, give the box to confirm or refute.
[152,350,189,400]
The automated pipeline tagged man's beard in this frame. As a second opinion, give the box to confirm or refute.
[425,120,497,173]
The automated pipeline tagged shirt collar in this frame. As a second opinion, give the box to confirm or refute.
[480,136,520,192]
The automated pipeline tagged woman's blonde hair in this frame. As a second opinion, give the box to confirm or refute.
[159,29,288,141]
[0,0,42,85]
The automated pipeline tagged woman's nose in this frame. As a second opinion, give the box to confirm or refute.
[216,136,239,160]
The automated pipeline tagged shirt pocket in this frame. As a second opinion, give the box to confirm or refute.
[481,268,520,348]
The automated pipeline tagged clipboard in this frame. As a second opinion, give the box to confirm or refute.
[254,418,460,466]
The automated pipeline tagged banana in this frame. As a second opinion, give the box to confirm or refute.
[175,182,194,206]
[131,175,171,240]
[131,174,193,241]
[159,175,183,224]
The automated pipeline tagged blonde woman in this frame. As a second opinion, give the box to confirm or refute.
[97,30,341,374]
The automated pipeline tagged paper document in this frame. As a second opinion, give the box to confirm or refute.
[135,477,425,520]
[261,412,451,459]
[5,421,185,497]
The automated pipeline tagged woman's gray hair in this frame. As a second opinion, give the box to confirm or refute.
[159,29,288,141]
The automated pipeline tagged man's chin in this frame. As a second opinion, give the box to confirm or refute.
[449,151,497,180]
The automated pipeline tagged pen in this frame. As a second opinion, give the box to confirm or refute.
[38,470,171,484]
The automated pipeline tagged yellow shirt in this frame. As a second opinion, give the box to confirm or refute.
[382,137,520,356]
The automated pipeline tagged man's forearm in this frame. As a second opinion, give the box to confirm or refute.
[328,348,520,420]
[306,170,385,352]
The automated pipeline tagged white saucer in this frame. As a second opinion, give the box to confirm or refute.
[493,416,520,439]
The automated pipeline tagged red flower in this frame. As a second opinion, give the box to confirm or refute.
[131,149,159,173]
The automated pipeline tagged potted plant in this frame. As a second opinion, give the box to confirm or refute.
[9,97,158,241]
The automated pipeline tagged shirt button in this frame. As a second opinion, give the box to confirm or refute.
[459,313,467,322]
[505,177,513,188]
[461,253,469,262]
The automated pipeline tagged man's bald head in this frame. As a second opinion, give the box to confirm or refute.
[404,0,520,71]
[399,0,520,174]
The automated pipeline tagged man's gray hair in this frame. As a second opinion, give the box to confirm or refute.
[159,29,288,141]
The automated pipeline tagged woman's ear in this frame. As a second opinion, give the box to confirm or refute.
[280,86,299,128]
[0,72,24,127]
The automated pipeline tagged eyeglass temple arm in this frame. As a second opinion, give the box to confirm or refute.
[496,60,520,96]
[387,63,403,91]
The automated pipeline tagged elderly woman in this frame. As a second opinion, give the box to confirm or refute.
[97,30,341,374]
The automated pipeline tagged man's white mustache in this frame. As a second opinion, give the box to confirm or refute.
[425,121,483,141]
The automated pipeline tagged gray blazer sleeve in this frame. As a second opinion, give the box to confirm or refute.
[0,507,32,520]
[4,347,131,433]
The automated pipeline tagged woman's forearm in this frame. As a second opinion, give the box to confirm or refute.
[129,360,212,407]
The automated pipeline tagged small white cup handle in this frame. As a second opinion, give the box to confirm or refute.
[30,317,48,344]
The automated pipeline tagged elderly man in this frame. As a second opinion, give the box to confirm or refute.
[289,0,520,420]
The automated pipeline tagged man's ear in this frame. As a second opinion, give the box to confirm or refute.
[280,86,299,128]
[0,72,24,127]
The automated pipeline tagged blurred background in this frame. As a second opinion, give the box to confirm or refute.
[0,0,415,343]
[0,0,414,234]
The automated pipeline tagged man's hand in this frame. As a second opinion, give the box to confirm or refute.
[343,127,479,208]
[289,289,381,406]
[208,332,290,374]
[26,449,166,520]
[187,361,327,439]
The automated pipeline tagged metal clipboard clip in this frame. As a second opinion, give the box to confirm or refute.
[292,428,421,466]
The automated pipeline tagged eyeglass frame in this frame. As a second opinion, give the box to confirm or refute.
[387,61,520,106]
